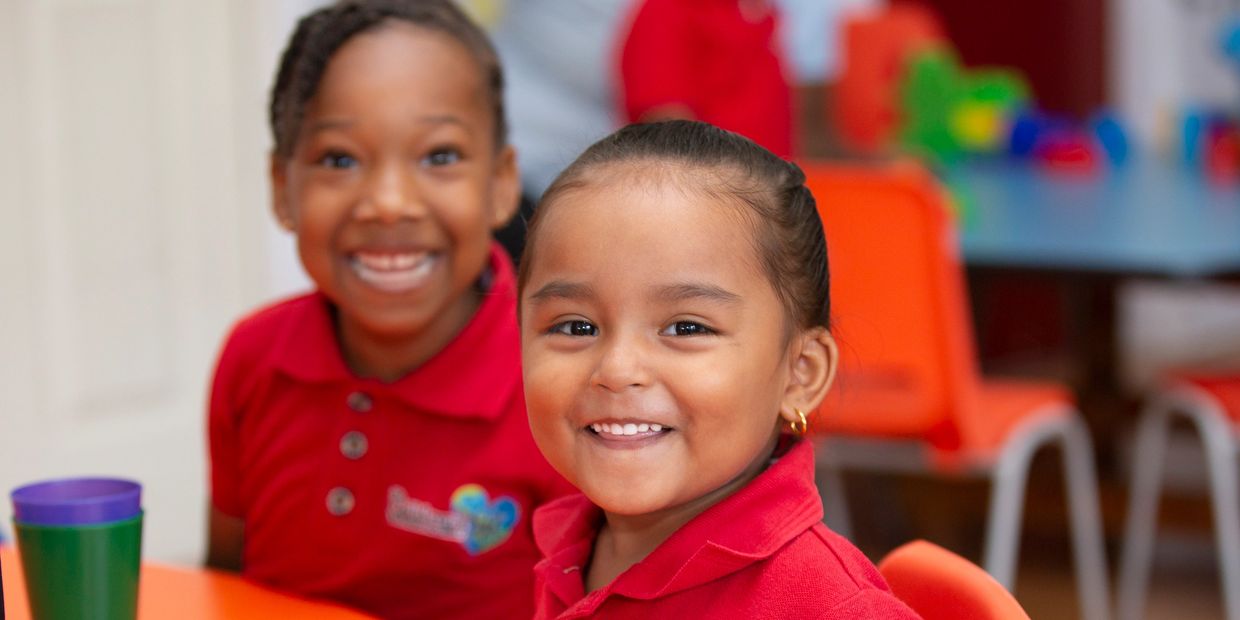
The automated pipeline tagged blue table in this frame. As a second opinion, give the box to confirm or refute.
[947,157,1240,278]
[941,157,1240,465]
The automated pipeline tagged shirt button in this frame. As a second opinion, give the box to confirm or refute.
[340,431,368,460]
[326,487,355,516]
[346,391,373,413]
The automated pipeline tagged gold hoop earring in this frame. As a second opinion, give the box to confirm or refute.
[789,408,808,436]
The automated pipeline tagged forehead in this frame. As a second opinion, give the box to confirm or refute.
[528,169,773,297]
[307,22,488,123]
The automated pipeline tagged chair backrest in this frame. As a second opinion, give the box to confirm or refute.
[805,161,981,448]
[834,4,946,152]
[879,540,1031,620]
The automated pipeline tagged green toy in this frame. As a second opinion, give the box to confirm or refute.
[898,46,1030,166]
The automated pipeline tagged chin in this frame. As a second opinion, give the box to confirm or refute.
[352,308,437,338]
[584,485,673,517]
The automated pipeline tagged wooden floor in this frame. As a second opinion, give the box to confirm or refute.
[1017,531,1224,619]
[839,468,1228,620]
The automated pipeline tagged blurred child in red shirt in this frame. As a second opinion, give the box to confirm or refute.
[619,0,794,158]
[205,2,571,617]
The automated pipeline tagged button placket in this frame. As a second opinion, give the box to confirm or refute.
[325,390,373,518]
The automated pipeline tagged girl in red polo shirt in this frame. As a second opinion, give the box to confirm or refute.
[518,120,920,619]
[204,1,571,617]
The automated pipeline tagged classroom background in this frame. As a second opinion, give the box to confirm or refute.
[1,0,1239,618]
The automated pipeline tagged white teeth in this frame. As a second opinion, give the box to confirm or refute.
[355,251,428,271]
[591,422,667,436]
[351,252,435,293]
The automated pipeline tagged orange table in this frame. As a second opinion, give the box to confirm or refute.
[2,546,374,619]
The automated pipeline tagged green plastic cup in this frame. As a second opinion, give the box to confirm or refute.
[13,514,143,620]
[11,478,143,620]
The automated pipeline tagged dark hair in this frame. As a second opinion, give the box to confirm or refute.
[269,0,506,159]
[519,120,830,332]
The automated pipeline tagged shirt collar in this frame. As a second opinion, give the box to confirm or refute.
[270,242,522,421]
[533,438,824,613]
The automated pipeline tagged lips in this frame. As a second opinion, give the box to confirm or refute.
[349,250,436,293]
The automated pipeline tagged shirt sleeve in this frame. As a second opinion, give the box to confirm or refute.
[618,0,698,122]
[207,329,247,518]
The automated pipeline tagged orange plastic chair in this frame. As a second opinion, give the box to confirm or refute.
[803,161,1111,620]
[834,4,946,152]
[1118,371,1240,620]
[879,540,1031,620]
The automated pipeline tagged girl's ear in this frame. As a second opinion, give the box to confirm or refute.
[490,145,522,229]
[779,327,839,427]
[270,153,295,232]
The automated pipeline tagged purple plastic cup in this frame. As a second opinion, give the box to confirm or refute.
[11,477,142,526]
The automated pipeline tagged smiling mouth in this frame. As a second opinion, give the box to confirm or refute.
[350,251,436,293]
[587,421,674,438]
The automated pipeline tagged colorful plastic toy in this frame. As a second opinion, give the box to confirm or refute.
[898,47,1030,166]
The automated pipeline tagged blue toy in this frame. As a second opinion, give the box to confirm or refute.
[1090,111,1129,166]
[1223,17,1240,66]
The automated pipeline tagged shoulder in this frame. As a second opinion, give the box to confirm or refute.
[227,292,319,344]
[758,524,915,616]
[801,523,892,589]
[212,292,319,386]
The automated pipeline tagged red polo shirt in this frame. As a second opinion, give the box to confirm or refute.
[532,440,920,619]
[209,243,572,619]
[618,0,793,158]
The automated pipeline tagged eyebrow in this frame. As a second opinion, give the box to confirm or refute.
[307,118,355,133]
[308,114,469,134]
[653,282,742,305]
[528,280,596,303]
[528,280,742,306]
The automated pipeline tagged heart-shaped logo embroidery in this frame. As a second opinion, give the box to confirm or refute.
[450,484,521,555]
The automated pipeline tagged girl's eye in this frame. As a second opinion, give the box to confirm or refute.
[550,320,598,337]
[319,151,357,169]
[424,148,462,167]
[660,321,715,337]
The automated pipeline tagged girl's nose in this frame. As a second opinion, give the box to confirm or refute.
[590,334,652,393]
[357,162,423,222]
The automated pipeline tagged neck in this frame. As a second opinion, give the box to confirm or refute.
[334,289,481,382]
[585,430,781,592]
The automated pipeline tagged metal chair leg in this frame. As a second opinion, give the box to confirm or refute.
[1118,385,1240,620]
[1182,396,1240,620]
[1062,415,1113,620]
[1117,396,1176,620]
[985,411,1111,620]
[983,426,1036,592]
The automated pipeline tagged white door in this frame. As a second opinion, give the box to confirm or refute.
[0,0,283,564]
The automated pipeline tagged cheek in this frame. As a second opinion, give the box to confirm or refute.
[521,351,571,427]
[673,344,788,426]
[288,187,342,240]
[435,180,495,235]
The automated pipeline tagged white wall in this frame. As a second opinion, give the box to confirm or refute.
[1111,0,1240,148]
[0,0,314,565]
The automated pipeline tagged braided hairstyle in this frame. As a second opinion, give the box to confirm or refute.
[268,0,506,160]
[519,120,830,334]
